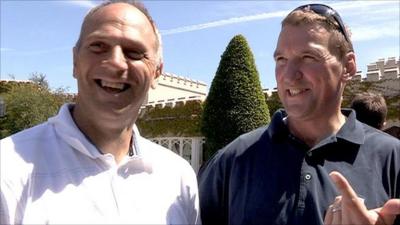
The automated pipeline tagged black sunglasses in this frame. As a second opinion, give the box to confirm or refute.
[292,4,352,47]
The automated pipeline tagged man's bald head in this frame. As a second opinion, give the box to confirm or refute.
[75,0,163,67]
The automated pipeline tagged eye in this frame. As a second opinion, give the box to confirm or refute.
[124,51,145,60]
[302,54,316,62]
[88,41,107,53]
[275,56,287,65]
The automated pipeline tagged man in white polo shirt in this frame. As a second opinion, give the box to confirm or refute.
[0,1,200,224]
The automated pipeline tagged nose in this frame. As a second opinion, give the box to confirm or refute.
[282,60,302,84]
[103,46,128,75]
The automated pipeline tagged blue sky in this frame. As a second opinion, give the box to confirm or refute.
[1,1,399,93]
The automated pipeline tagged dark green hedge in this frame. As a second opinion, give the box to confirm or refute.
[201,34,270,159]
[137,100,203,137]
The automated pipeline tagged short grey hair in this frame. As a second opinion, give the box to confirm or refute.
[75,0,163,67]
[282,8,353,60]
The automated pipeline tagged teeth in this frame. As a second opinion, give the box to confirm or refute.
[101,80,124,90]
[289,89,304,96]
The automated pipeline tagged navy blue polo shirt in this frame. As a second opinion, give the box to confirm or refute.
[198,109,400,225]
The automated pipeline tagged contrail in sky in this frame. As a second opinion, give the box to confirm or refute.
[65,0,98,9]
[161,1,398,36]
[160,10,287,35]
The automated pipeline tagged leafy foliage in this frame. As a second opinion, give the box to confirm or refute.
[265,91,283,117]
[137,100,203,137]
[0,78,73,138]
[29,72,49,90]
[201,34,270,160]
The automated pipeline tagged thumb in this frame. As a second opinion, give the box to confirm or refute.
[378,199,400,215]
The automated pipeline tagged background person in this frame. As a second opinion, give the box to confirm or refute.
[350,92,387,130]
[0,1,200,224]
[198,3,400,225]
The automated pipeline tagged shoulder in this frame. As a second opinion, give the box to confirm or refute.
[362,124,400,148]
[357,123,400,163]
[210,125,269,163]
[137,137,196,174]
[139,137,187,162]
[137,137,199,211]
[0,122,54,192]
[198,125,269,179]
[1,122,56,160]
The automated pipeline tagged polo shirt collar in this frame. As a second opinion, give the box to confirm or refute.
[132,125,143,157]
[268,109,365,145]
[51,103,145,160]
[267,109,289,141]
[335,109,365,145]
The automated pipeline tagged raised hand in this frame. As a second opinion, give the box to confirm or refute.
[324,171,400,225]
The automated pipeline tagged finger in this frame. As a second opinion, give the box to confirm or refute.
[324,205,334,225]
[372,199,400,225]
[332,211,342,225]
[331,204,342,225]
[379,198,400,215]
[330,171,371,224]
[329,171,359,202]
[334,195,342,204]
[324,196,342,225]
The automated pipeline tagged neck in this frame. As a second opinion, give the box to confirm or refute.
[72,104,135,164]
[287,110,346,147]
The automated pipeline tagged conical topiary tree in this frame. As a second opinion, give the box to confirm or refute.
[201,34,270,160]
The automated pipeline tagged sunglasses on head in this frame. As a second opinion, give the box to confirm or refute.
[292,4,351,46]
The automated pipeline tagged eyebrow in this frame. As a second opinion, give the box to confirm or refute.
[272,46,326,59]
[84,33,148,49]
[302,47,325,57]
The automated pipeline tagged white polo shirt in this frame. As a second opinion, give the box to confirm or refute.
[0,104,201,224]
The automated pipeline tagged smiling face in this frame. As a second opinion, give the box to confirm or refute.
[273,24,352,123]
[73,3,161,125]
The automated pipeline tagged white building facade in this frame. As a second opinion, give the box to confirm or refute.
[142,72,207,172]
[144,72,207,107]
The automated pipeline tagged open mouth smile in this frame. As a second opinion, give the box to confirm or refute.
[95,79,130,93]
[287,88,309,96]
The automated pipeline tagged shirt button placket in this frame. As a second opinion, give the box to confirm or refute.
[304,173,312,181]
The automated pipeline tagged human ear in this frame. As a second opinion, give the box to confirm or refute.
[151,63,163,89]
[342,52,356,82]
[72,47,78,79]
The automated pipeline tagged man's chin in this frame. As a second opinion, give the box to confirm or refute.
[93,107,138,127]
[98,104,137,116]
[284,106,311,120]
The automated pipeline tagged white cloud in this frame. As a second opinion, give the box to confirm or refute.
[161,1,398,36]
[0,48,14,52]
[352,25,399,42]
[62,0,98,9]
[340,2,399,42]
[161,10,288,35]
[328,0,397,11]
[343,6,399,18]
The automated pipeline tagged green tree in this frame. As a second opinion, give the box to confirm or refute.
[201,34,270,160]
[265,91,283,118]
[0,80,72,138]
[29,72,49,90]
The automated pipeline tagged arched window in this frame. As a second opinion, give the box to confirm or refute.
[182,139,192,163]
[171,139,180,155]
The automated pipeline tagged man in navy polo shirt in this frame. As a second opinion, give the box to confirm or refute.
[199,4,400,225]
